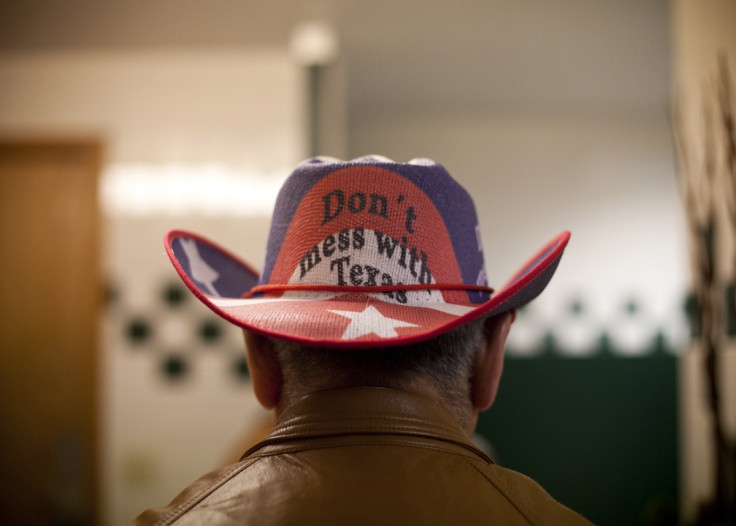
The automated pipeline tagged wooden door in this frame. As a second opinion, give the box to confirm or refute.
[0,140,102,525]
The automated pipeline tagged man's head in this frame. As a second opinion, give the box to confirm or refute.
[242,311,514,434]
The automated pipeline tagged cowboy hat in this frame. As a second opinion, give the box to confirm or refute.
[165,156,569,348]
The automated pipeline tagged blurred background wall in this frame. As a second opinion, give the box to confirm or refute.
[0,1,732,525]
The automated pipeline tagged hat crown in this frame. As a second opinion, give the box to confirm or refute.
[259,157,490,305]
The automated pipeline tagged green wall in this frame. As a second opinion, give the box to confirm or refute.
[477,348,678,525]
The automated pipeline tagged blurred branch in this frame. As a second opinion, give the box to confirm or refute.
[673,53,736,525]
[715,51,736,526]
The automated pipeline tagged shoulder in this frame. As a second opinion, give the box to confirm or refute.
[125,460,258,526]
[126,438,593,526]
[468,459,594,525]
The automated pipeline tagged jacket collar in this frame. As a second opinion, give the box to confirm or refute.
[243,387,493,463]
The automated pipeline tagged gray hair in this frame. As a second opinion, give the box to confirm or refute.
[270,317,487,425]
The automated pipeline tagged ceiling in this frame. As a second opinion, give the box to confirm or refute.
[0,0,670,118]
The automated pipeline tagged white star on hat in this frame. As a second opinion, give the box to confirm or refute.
[328,305,420,339]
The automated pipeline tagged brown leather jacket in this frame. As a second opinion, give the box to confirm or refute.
[130,387,592,525]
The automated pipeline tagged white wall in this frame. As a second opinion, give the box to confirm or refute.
[0,49,303,166]
[0,49,305,524]
[103,214,273,523]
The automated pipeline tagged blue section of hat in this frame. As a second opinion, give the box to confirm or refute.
[172,237,258,298]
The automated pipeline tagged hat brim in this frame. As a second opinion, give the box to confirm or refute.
[164,230,570,349]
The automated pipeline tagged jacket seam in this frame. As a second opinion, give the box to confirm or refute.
[467,460,539,525]
[155,442,484,524]
[155,460,257,526]
[248,437,485,460]
[272,415,459,434]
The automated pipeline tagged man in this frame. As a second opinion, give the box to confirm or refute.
[131,156,591,525]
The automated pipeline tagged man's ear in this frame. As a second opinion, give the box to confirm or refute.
[471,311,515,411]
[243,330,283,410]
